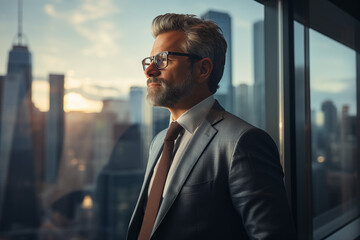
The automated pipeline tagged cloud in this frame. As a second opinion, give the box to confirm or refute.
[37,53,68,72]
[311,78,353,93]
[77,21,120,58]
[69,0,116,24]
[65,82,124,101]
[43,0,120,58]
[44,4,56,16]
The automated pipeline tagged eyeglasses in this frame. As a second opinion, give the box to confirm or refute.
[142,51,202,71]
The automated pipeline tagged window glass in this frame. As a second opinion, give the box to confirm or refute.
[0,0,264,239]
[309,29,359,240]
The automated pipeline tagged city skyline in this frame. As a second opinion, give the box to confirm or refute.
[0,2,358,239]
[0,0,263,113]
[0,1,356,116]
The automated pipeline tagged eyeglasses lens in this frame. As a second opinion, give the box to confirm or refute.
[155,52,167,69]
[143,58,151,71]
[142,52,168,71]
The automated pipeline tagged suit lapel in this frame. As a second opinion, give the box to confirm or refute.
[151,101,225,236]
[144,130,166,185]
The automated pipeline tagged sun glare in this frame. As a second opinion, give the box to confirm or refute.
[64,92,103,112]
[32,80,49,112]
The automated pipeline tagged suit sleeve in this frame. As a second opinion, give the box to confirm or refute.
[229,128,297,239]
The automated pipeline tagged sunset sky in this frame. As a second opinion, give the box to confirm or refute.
[0,0,356,115]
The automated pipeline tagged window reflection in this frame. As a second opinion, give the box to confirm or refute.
[0,0,265,239]
[309,29,359,239]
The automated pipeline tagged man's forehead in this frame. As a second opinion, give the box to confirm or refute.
[150,30,186,56]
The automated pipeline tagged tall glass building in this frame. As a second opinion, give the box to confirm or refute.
[202,10,234,113]
[0,39,39,237]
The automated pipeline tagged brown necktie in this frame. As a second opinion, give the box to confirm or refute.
[138,121,183,240]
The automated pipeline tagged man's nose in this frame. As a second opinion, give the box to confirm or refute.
[145,61,161,78]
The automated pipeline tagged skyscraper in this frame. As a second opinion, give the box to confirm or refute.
[202,10,233,113]
[253,20,265,129]
[319,101,338,167]
[45,74,65,183]
[339,105,355,172]
[321,100,338,141]
[96,89,145,240]
[102,98,131,123]
[0,0,39,234]
[129,86,146,125]
[235,83,252,123]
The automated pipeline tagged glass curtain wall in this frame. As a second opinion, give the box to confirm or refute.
[309,29,359,240]
[0,0,269,239]
[293,0,360,238]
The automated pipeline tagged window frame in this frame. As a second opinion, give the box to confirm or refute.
[289,0,360,239]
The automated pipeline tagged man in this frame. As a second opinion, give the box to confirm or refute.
[127,13,296,240]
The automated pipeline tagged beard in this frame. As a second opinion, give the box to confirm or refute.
[146,72,194,108]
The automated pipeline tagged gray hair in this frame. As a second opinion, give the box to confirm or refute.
[152,13,227,93]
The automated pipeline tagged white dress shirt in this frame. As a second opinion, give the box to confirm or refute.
[148,95,215,197]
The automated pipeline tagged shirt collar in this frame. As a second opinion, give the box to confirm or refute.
[170,95,215,134]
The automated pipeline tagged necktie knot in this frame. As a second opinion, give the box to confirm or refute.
[165,121,183,141]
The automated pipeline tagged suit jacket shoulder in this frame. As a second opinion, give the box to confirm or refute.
[127,101,296,240]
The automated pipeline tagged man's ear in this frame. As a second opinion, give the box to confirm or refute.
[195,57,213,84]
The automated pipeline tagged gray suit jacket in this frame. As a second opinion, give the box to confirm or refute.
[127,101,296,240]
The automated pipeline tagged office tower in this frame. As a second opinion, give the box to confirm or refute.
[235,83,252,123]
[321,100,338,141]
[102,98,131,123]
[202,10,233,113]
[253,20,265,129]
[340,105,356,172]
[31,105,46,190]
[129,86,146,125]
[93,97,136,180]
[92,111,117,179]
[95,119,144,240]
[96,166,143,240]
[0,0,39,234]
[96,89,145,240]
[319,101,338,170]
[45,74,65,183]
[152,107,170,137]
[143,103,170,164]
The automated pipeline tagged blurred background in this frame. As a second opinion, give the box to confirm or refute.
[0,0,359,239]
